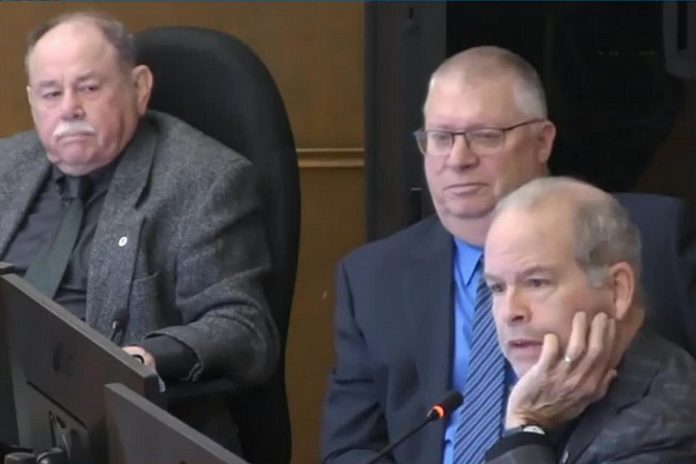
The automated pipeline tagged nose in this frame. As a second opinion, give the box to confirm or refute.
[60,89,85,120]
[496,287,531,326]
[445,134,477,169]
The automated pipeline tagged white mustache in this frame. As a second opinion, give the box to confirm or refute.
[53,121,97,138]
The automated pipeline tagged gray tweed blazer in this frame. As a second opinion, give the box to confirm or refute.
[0,111,279,386]
[486,330,696,464]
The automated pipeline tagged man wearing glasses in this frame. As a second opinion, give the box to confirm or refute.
[322,46,557,464]
[323,43,696,464]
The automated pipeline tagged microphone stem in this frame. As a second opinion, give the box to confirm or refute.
[365,417,432,464]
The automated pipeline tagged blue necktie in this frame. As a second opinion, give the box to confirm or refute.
[452,260,505,463]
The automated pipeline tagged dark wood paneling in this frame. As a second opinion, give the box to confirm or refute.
[289,160,365,464]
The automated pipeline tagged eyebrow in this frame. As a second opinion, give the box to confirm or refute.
[34,72,102,89]
[426,123,494,132]
[34,80,60,89]
[518,265,553,278]
[484,265,554,282]
[74,73,102,83]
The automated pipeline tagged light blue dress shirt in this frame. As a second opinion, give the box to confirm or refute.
[442,239,515,464]
[442,238,482,464]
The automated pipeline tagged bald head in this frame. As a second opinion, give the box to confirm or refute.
[427,46,547,119]
[25,11,136,75]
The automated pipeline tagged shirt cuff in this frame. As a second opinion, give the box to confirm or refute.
[139,335,200,381]
[484,431,552,461]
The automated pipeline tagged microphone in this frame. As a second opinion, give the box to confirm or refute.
[364,390,463,464]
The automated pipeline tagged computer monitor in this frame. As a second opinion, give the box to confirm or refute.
[0,273,162,464]
[105,383,249,464]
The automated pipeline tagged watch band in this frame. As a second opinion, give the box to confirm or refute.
[503,424,546,437]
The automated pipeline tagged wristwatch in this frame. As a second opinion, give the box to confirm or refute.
[503,424,546,437]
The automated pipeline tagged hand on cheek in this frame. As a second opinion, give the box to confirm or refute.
[505,311,618,430]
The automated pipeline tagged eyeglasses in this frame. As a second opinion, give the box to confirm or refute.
[413,119,545,157]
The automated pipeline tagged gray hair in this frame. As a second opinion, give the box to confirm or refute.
[25,11,136,74]
[495,177,642,288]
[428,46,547,118]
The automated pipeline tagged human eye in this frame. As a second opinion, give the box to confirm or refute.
[80,82,101,94]
[468,129,503,147]
[524,277,551,289]
[428,131,451,146]
[487,280,505,295]
[424,131,453,156]
[41,90,62,100]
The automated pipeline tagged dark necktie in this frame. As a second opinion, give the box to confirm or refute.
[452,259,505,463]
[24,176,89,299]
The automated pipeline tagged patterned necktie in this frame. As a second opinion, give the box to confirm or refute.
[452,259,505,463]
[24,176,89,299]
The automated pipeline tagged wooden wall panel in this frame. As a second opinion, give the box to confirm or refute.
[289,156,365,464]
[0,4,365,463]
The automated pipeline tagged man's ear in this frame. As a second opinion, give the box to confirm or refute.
[26,86,38,122]
[535,120,556,164]
[607,261,635,321]
[131,65,153,116]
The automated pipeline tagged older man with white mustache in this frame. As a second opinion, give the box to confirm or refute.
[0,10,278,453]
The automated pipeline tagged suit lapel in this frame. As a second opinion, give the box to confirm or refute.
[85,119,157,335]
[405,219,454,460]
[563,331,658,463]
[0,142,50,256]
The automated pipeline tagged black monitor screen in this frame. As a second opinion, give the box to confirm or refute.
[0,273,162,463]
[105,383,248,464]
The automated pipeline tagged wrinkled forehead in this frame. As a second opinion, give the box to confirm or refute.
[485,206,575,269]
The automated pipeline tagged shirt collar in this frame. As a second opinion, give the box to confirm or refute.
[453,237,483,286]
[50,155,119,198]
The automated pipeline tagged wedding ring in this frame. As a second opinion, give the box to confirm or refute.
[563,355,574,364]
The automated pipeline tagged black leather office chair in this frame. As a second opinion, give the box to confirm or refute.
[135,27,300,464]
[616,193,696,358]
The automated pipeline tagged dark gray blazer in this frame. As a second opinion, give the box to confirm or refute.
[0,111,279,385]
[486,330,696,464]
